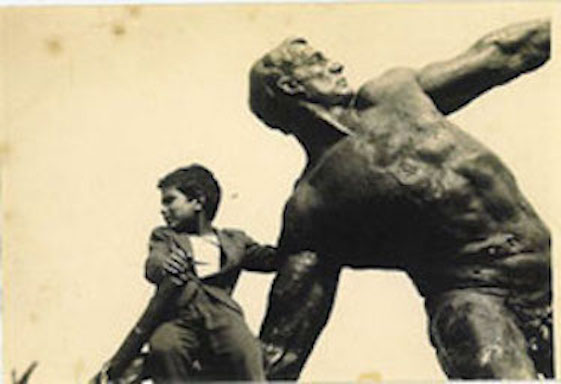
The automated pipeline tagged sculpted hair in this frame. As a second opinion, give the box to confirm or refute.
[249,37,309,131]
[158,164,222,221]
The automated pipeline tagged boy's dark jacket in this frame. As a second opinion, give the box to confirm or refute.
[145,226,277,314]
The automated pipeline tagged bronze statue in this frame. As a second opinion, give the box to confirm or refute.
[250,19,552,380]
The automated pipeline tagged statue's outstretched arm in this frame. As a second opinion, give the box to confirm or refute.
[416,19,550,115]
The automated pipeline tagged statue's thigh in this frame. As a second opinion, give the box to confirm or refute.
[427,290,536,379]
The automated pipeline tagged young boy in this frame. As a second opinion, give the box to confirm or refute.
[144,164,277,382]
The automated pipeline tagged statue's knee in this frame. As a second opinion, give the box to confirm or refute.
[458,343,535,379]
[430,294,535,378]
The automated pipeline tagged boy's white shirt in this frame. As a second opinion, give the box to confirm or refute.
[190,232,221,278]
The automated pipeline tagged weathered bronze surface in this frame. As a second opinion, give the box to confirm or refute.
[250,19,552,380]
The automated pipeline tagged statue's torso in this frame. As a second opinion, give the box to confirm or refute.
[280,70,550,295]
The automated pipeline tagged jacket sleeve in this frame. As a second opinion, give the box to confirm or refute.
[227,229,278,272]
[145,227,170,285]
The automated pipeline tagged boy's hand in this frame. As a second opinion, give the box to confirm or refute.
[163,242,192,286]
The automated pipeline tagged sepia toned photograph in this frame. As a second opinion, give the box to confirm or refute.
[2,2,560,383]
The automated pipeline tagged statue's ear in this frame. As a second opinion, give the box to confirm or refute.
[277,76,305,96]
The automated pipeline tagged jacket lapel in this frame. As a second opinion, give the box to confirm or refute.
[216,229,242,272]
[168,231,194,259]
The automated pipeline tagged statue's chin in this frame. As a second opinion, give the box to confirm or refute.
[334,91,355,107]
[297,100,355,137]
[315,91,354,109]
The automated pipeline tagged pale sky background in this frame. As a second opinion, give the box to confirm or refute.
[2,3,561,383]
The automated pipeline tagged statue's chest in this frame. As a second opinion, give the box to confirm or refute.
[293,126,479,221]
[291,138,412,226]
[284,141,427,262]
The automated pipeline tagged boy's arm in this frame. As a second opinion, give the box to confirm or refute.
[229,230,278,272]
[145,228,169,284]
[145,227,192,285]
[244,241,278,272]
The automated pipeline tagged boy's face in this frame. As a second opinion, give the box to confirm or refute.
[160,186,201,230]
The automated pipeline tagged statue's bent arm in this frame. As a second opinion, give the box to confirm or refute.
[416,19,550,115]
[259,250,341,380]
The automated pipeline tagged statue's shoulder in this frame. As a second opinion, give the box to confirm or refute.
[356,67,419,109]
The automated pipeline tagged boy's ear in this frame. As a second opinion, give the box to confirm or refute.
[193,195,206,211]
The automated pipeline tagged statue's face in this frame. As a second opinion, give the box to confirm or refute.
[287,41,353,107]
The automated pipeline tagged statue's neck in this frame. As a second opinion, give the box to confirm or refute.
[292,103,355,166]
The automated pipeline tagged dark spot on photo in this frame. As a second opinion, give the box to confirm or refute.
[45,38,63,55]
[112,24,126,36]
[128,6,142,18]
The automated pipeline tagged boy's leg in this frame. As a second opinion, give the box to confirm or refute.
[147,317,202,383]
[205,309,265,381]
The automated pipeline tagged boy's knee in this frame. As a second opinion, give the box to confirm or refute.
[219,329,262,363]
[149,324,184,357]
[224,342,265,379]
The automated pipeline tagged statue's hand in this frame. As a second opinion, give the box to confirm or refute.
[261,342,299,378]
[262,342,283,370]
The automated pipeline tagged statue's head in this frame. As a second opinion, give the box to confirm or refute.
[249,37,353,133]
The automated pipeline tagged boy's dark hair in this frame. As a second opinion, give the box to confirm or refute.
[158,164,222,221]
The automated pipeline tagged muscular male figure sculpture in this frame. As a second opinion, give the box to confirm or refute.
[249,20,552,379]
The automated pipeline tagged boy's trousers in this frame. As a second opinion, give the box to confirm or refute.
[147,289,265,382]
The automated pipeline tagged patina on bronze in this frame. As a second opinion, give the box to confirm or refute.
[250,20,552,380]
